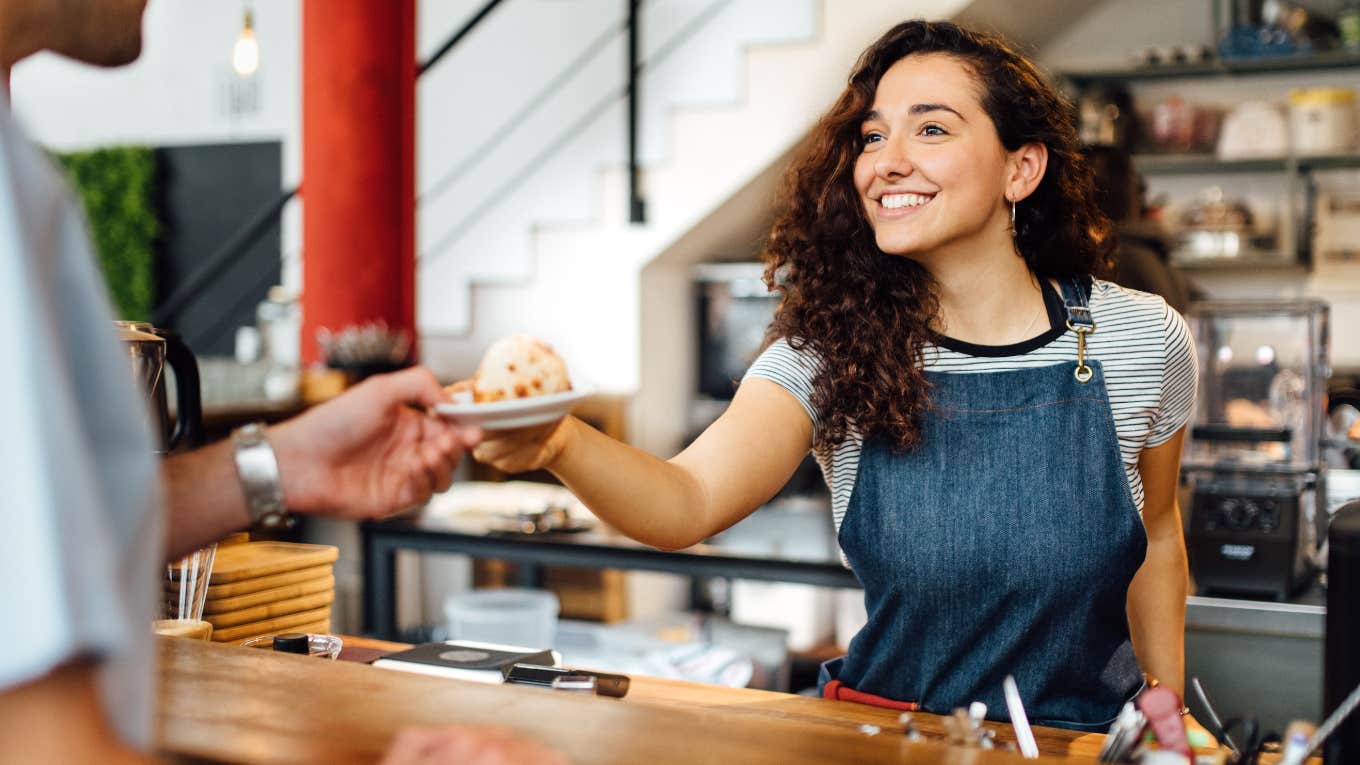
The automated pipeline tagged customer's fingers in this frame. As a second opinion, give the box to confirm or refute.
[374,366,448,410]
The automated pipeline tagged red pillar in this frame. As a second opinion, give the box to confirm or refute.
[301,0,416,365]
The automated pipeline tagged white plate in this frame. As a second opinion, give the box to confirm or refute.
[433,387,593,430]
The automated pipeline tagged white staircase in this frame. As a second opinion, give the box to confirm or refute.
[417,0,972,389]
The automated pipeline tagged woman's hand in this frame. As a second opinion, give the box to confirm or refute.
[269,367,483,518]
[470,416,579,475]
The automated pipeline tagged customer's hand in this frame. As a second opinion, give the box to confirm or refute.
[269,367,482,518]
[380,726,568,765]
[470,416,578,475]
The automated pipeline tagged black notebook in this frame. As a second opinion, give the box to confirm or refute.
[372,641,557,684]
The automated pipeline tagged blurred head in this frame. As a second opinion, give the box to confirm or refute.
[1,0,147,71]
[1083,144,1143,223]
[764,20,1113,452]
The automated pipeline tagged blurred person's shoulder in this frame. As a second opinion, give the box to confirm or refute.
[0,101,76,219]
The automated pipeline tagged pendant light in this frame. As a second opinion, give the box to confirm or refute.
[232,6,259,78]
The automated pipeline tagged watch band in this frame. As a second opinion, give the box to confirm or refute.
[231,423,291,528]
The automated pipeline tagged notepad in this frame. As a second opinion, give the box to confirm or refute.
[372,641,559,683]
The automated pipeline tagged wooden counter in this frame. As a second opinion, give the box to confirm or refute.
[156,636,1107,763]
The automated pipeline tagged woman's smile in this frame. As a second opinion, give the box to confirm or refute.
[874,191,936,219]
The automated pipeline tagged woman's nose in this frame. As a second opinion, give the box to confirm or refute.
[875,138,913,179]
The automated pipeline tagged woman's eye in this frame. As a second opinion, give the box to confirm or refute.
[921,124,948,137]
[861,132,884,148]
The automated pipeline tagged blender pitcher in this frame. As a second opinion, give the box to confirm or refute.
[114,321,202,454]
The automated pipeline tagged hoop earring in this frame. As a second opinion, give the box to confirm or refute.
[1009,199,1017,236]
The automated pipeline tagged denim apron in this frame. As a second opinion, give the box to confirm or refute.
[820,276,1148,731]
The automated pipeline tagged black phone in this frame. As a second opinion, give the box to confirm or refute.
[503,663,630,698]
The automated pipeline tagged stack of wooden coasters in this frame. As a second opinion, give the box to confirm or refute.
[166,541,339,643]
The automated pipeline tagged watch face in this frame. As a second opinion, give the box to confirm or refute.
[258,510,294,529]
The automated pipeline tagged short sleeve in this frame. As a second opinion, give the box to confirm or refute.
[0,107,160,747]
[1147,303,1198,447]
[741,338,822,433]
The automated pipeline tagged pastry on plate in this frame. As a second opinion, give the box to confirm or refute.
[446,334,572,404]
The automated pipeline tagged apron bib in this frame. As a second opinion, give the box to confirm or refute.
[821,276,1148,731]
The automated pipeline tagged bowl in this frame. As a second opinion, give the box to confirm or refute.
[240,632,343,659]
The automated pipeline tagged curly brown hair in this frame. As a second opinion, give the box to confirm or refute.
[763,20,1114,453]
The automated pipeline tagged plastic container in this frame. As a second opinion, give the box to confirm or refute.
[1289,88,1357,155]
[240,633,343,659]
[445,588,559,649]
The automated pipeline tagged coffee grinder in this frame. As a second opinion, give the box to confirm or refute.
[1182,300,1329,601]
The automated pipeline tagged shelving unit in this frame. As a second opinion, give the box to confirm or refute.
[1132,153,1360,176]
[1175,255,1307,273]
[1062,50,1360,85]
[1060,51,1360,272]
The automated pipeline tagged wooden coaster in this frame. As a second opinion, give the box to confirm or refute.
[168,564,334,600]
[194,575,335,614]
[210,606,331,642]
[169,542,338,584]
[193,591,335,629]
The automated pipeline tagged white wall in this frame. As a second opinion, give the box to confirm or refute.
[415,0,819,338]
[12,0,305,288]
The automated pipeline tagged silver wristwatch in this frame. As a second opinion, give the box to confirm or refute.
[231,422,291,528]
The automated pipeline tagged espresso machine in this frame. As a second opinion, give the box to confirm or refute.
[115,321,203,453]
[1182,300,1329,601]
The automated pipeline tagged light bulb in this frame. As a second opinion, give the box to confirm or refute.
[233,10,259,77]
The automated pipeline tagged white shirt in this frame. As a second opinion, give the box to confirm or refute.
[745,279,1198,539]
[0,101,161,748]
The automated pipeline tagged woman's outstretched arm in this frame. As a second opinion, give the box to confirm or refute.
[472,378,814,550]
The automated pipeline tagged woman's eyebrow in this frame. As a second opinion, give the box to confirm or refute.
[861,104,966,124]
[909,102,965,121]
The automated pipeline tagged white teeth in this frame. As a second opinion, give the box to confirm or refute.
[881,193,933,209]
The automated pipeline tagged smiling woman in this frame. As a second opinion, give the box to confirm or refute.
[469,19,1196,735]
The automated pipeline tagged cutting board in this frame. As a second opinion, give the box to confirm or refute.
[210,606,331,643]
[170,542,338,584]
[194,575,335,614]
[199,591,335,629]
[172,564,334,599]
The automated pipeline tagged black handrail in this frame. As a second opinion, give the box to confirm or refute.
[154,0,507,328]
[153,187,296,326]
[419,0,507,76]
[418,19,626,208]
[420,0,732,266]
[627,0,644,223]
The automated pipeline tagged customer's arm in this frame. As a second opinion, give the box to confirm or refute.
[471,377,814,550]
[1126,427,1189,696]
[0,661,148,764]
[163,367,480,559]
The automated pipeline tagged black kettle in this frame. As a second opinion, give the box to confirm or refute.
[115,321,203,454]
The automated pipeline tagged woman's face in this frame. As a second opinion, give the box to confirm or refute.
[853,53,1013,262]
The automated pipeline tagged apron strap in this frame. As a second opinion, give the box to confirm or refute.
[1057,275,1094,329]
[1057,276,1096,383]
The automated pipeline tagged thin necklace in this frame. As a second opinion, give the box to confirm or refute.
[1010,284,1045,344]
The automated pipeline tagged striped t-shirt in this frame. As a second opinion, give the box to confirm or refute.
[744,279,1199,537]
